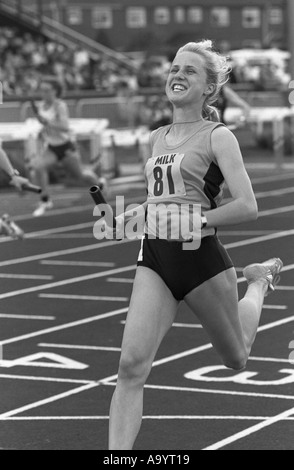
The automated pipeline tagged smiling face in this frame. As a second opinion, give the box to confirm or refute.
[166,51,213,110]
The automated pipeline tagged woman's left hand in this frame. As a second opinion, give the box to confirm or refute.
[10,175,30,191]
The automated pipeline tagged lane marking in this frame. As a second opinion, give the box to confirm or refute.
[0,352,88,370]
[41,260,116,268]
[255,187,294,198]
[1,233,294,301]
[133,383,294,402]
[0,314,55,321]
[219,231,277,236]
[249,356,294,365]
[0,265,137,300]
[0,383,99,419]
[250,173,294,185]
[203,406,294,450]
[102,315,294,385]
[107,277,134,284]
[263,305,288,310]
[39,294,129,302]
[276,286,294,291]
[258,205,294,217]
[0,308,128,346]
[2,314,294,420]
[0,239,133,268]
[36,234,94,239]
[173,323,202,329]
[0,374,94,385]
[38,343,121,352]
[0,274,53,280]
[2,415,294,421]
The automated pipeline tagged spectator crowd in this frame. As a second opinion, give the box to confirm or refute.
[0,26,291,99]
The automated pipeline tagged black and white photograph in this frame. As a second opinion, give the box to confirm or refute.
[0,0,293,453]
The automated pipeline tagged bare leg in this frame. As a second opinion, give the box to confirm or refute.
[109,267,179,450]
[185,268,267,370]
[62,151,101,186]
[34,149,57,199]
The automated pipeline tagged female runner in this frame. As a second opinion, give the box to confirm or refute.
[107,40,283,450]
[32,78,105,217]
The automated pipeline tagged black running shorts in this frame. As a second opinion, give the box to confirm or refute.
[48,141,77,161]
[137,235,234,301]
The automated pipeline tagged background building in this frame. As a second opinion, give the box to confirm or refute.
[42,0,287,52]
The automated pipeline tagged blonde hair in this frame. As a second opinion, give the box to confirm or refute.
[177,40,231,122]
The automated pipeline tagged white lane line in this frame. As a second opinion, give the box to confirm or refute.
[255,187,294,198]
[219,231,277,236]
[0,307,128,347]
[0,265,136,300]
[138,383,294,402]
[37,234,94,239]
[107,277,134,284]
[39,294,129,302]
[250,173,294,185]
[12,194,145,223]
[276,286,294,291]
[103,315,294,385]
[1,231,293,301]
[0,383,99,420]
[249,356,293,364]
[38,343,121,352]
[0,314,55,321]
[172,323,203,329]
[203,406,294,451]
[263,305,288,310]
[259,204,294,217]
[225,229,294,249]
[3,314,294,420]
[0,239,133,268]
[41,260,116,268]
[2,416,294,422]
[0,374,94,385]
[0,274,53,280]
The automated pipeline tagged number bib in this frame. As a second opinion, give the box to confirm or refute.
[146,153,186,199]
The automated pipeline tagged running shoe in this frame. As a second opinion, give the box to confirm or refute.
[0,214,24,239]
[243,258,283,295]
[33,200,54,217]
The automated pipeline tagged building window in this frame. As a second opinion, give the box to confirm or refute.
[269,8,283,25]
[211,8,230,27]
[92,7,113,29]
[126,7,147,28]
[154,7,170,25]
[188,7,203,24]
[242,8,261,28]
[174,7,185,24]
[67,7,83,26]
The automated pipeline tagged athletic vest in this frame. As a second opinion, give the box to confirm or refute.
[144,120,225,240]
[38,100,73,146]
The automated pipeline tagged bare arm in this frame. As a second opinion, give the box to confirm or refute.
[0,148,29,190]
[204,127,258,229]
[223,86,251,118]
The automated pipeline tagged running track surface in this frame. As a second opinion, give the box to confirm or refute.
[0,167,294,450]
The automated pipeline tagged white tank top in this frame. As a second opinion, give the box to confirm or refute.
[38,100,73,146]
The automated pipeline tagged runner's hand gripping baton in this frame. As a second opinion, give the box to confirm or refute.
[90,185,122,240]
[22,182,42,194]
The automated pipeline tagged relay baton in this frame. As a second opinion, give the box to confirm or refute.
[22,182,42,194]
[90,186,120,239]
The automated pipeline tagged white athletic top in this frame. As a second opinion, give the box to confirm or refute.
[38,100,73,146]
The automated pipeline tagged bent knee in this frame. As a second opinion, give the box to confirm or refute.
[118,353,152,384]
[223,353,248,371]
